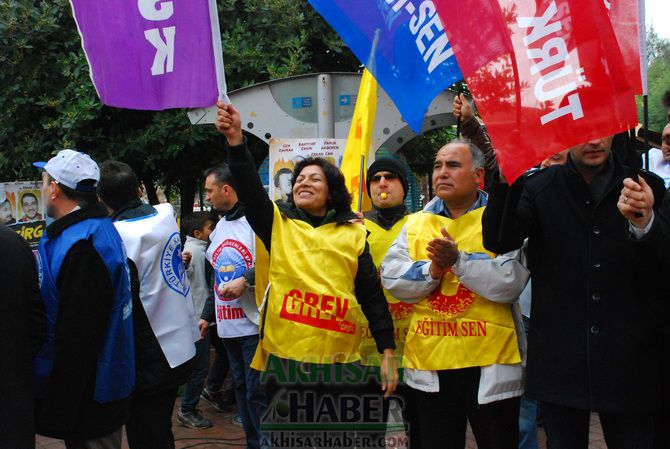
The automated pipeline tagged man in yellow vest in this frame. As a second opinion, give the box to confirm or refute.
[360,158,419,447]
[381,140,529,449]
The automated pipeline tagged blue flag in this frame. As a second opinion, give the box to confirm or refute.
[308,0,463,133]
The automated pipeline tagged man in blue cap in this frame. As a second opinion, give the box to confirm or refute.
[33,149,134,449]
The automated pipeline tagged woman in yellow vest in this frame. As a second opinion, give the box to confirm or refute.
[215,103,398,445]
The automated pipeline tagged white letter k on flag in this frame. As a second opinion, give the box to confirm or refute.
[144,26,175,76]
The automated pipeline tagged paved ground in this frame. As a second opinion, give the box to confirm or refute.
[36,398,608,449]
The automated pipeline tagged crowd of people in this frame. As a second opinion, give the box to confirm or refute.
[3,94,670,449]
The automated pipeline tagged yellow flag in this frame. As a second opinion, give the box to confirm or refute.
[340,69,377,212]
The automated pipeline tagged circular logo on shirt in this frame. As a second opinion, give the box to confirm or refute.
[211,239,253,301]
[160,232,190,297]
[388,301,414,321]
[426,284,476,318]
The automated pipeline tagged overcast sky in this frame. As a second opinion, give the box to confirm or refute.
[646,0,669,40]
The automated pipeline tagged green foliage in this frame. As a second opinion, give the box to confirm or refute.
[400,127,458,176]
[0,0,359,193]
[636,27,670,134]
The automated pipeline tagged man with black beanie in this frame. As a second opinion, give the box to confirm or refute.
[361,157,420,448]
[364,158,409,230]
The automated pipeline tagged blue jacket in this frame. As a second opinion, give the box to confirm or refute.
[35,207,134,403]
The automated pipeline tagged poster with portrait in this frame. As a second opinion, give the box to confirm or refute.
[267,138,346,203]
[2,181,47,249]
[0,184,17,226]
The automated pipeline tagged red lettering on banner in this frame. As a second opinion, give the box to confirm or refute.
[279,289,355,334]
[413,319,487,337]
[433,0,638,182]
[216,304,246,321]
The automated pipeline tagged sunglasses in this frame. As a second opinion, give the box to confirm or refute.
[370,173,399,182]
[663,135,670,145]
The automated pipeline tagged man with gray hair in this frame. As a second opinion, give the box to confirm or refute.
[381,139,529,449]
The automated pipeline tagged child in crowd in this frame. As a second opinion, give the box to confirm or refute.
[178,211,219,429]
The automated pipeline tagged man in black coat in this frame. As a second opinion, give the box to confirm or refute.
[0,224,46,449]
[482,135,666,448]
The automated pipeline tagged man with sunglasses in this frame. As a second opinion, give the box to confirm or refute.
[360,158,420,447]
[364,159,409,232]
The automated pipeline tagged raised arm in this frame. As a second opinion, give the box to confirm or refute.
[453,93,500,187]
[215,102,274,251]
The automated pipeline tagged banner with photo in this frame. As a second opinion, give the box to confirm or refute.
[1,181,47,249]
[268,138,347,204]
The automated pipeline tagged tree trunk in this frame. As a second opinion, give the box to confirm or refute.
[141,174,160,205]
[180,176,196,219]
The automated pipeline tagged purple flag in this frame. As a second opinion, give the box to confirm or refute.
[70,0,219,110]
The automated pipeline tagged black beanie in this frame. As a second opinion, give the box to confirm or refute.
[366,157,408,199]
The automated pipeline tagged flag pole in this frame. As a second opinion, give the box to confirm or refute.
[455,82,462,138]
[643,94,650,171]
[358,155,365,212]
[357,28,380,213]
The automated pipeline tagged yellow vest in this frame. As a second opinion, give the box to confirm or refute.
[361,217,412,366]
[257,203,367,366]
[404,207,520,370]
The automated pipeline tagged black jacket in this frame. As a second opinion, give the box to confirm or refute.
[482,155,666,413]
[35,204,130,439]
[112,200,194,395]
[363,205,408,231]
[0,224,45,449]
[227,138,395,354]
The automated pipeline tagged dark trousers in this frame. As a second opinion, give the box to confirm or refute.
[262,357,393,449]
[654,331,670,449]
[64,428,122,449]
[125,387,178,449]
[207,329,230,392]
[221,334,266,449]
[413,367,520,449]
[356,368,421,449]
[541,402,654,449]
[180,336,210,413]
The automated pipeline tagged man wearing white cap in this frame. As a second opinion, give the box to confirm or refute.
[32,149,134,449]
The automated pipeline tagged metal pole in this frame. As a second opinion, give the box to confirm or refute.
[317,74,334,138]
[358,155,365,212]
[455,82,462,138]
[643,94,650,171]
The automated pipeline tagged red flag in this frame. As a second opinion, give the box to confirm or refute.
[606,0,644,94]
[434,0,638,182]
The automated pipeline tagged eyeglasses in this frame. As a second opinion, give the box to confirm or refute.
[663,135,670,145]
[370,173,399,182]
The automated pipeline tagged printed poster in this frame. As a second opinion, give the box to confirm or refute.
[268,138,346,203]
[1,181,47,248]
